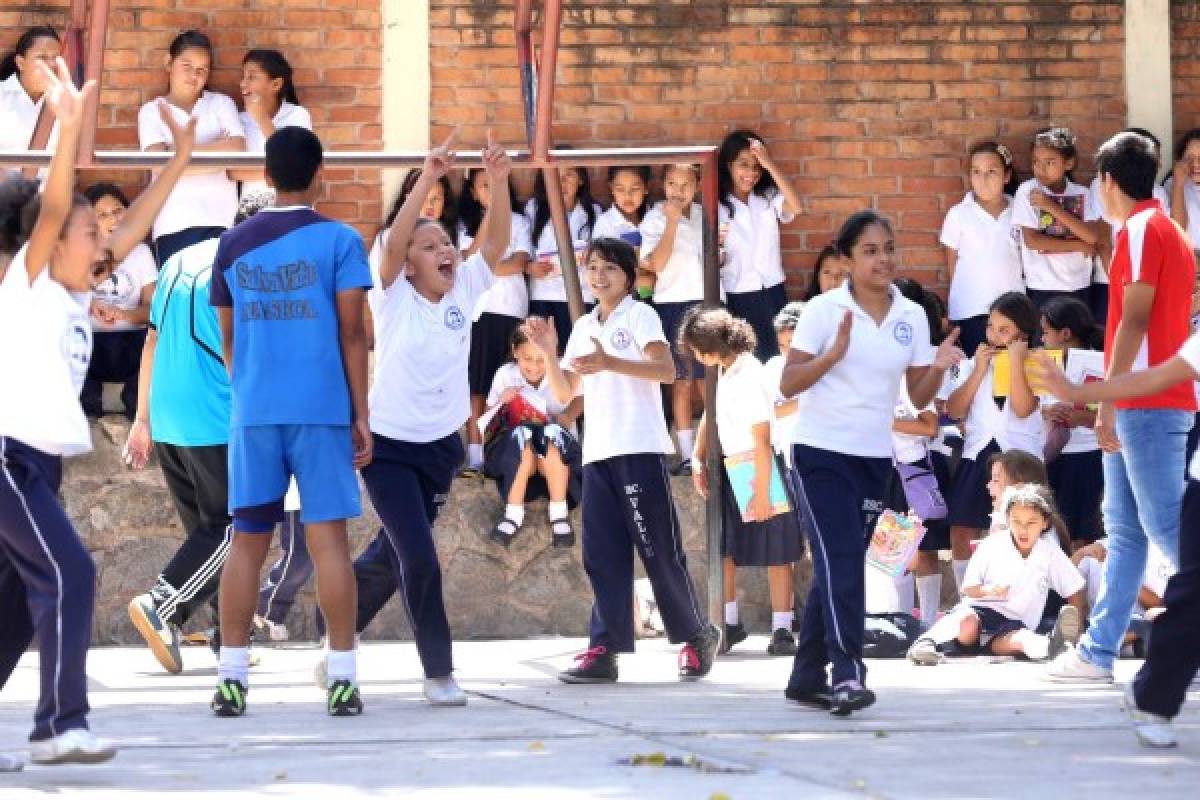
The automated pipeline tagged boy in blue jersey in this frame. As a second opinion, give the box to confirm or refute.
[209,127,373,717]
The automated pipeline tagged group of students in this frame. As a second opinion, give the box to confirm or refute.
[2,24,1200,769]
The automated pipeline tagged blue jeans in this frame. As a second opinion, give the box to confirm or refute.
[1079,408,1192,669]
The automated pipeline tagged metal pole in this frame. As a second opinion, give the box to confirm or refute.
[531,0,563,161]
[513,0,536,147]
[542,166,586,323]
[700,150,725,642]
[77,0,111,167]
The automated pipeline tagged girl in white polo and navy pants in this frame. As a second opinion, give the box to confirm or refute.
[781,211,961,716]
[527,237,720,684]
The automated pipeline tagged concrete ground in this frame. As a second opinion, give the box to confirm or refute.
[1,637,1196,799]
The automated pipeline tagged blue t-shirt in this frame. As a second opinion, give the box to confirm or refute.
[209,207,373,427]
[148,238,232,446]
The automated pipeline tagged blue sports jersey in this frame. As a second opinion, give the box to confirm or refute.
[148,238,232,446]
[209,207,373,427]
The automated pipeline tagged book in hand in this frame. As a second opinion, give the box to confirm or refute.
[1037,193,1085,239]
[478,389,549,441]
[866,511,927,578]
[991,348,1063,398]
[722,450,792,523]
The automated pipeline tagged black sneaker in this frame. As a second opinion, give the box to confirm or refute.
[679,623,720,681]
[670,458,693,477]
[559,646,618,684]
[327,679,364,716]
[719,622,747,655]
[830,681,876,717]
[211,678,247,717]
[785,686,833,711]
[767,628,797,656]
[550,516,575,548]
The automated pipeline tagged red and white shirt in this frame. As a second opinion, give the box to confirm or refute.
[1105,198,1198,411]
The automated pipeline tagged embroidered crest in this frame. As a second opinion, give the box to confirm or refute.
[894,321,913,346]
[610,328,632,350]
[445,306,466,330]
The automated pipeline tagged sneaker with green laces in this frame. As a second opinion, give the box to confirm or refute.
[327,679,364,717]
[211,678,247,717]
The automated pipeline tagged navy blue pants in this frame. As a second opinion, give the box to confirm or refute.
[725,284,787,362]
[355,432,460,678]
[1133,480,1200,719]
[788,444,891,691]
[582,453,707,652]
[0,438,95,741]
[256,511,313,625]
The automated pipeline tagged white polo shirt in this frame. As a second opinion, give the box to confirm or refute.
[592,205,642,250]
[91,243,157,333]
[717,188,794,295]
[940,192,1024,320]
[715,352,773,456]
[946,356,1046,460]
[892,386,934,464]
[526,199,598,304]
[963,530,1084,630]
[639,202,705,304]
[0,246,92,456]
[1011,178,1099,292]
[238,101,312,197]
[0,73,58,157]
[1179,332,1200,481]
[138,91,244,239]
[456,215,534,320]
[368,252,495,443]
[789,284,935,459]
[762,353,799,459]
[561,296,675,464]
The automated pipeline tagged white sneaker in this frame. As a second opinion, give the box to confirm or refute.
[1014,630,1050,662]
[313,652,329,689]
[907,638,941,666]
[30,729,117,765]
[1043,647,1113,683]
[1124,684,1178,748]
[0,752,24,772]
[423,675,467,707]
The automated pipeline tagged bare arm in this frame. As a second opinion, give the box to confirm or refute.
[1170,170,1189,232]
[1033,201,1099,245]
[574,340,675,385]
[1022,228,1095,255]
[381,132,457,290]
[780,310,853,397]
[122,327,158,470]
[1041,353,1195,406]
[336,288,373,467]
[642,212,682,275]
[893,409,938,438]
[749,139,802,217]
[478,132,515,269]
[1107,283,1155,380]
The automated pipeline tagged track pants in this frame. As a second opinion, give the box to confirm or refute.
[256,511,313,625]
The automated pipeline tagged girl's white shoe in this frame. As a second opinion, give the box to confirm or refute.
[29,729,117,765]
[423,676,467,707]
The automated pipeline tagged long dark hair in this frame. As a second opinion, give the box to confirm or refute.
[382,169,457,239]
[83,182,130,209]
[606,165,653,223]
[243,49,300,106]
[531,159,596,245]
[1041,296,1104,351]
[990,291,1040,342]
[717,129,778,215]
[803,244,841,301]
[0,26,60,82]
[585,237,638,292]
[1032,126,1078,183]
[457,168,519,239]
[0,178,41,255]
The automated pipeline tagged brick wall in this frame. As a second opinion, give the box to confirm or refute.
[1173,1,1200,144]
[430,0,1128,294]
[1,1,382,240]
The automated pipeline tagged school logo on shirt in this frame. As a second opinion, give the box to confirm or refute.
[894,321,914,346]
[445,306,466,330]
[610,328,632,350]
[65,323,92,379]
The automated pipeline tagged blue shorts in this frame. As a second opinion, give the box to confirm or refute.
[229,424,360,531]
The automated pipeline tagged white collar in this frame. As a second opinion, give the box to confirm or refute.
[826,282,910,327]
[593,294,637,326]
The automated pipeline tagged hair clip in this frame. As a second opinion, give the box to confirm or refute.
[995,143,1012,166]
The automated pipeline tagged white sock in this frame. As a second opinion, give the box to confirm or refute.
[724,601,739,626]
[677,428,695,460]
[547,501,569,521]
[894,573,915,613]
[505,504,525,527]
[218,646,250,685]
[953,560,969,591]
[772,611,793,632]
[326,648,357,685]
[468,443,483,468]
[917,575,942,627]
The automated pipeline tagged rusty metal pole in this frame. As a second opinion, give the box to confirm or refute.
[513,0,536,147]
[75,0,110,167]
[700,150,725,642]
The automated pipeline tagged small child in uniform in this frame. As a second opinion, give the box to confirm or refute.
[683,308,803,656]
[593,165,652,299]
[908,484,1085,665]
[483,320,583,547]
[526,237,720,684]
[802,244,848,301]
[0,27,61,163]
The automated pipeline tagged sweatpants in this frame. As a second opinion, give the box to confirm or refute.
[0,437,95,741]
[581,453,707,653]
[154,442,232,627]
[256,511,313,626]
[355,432,460,679]
[788,444,891,691]
[1133,480,1200,719]
[80,328,147,417]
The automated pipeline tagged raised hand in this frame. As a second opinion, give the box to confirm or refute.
[747,138,774,170]
[524,316,559,357]
[1031,352,1077,403]
[39,57,96,132]
[481,128,511,182]
[424,128,459,180]
[933,327,965,371]
[570,337,611,376]
[828,310,853,363]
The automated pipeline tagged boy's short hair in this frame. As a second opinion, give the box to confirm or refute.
[1095,131,1159,202]
[265,127,323,193]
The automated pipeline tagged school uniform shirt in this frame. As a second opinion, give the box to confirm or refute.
[147,238,231,447]
[1088,178,1171,285]
[639,202,705,304]
[1161,176,1200,252]
[369,252,494,443]
[946,355,1046,460]
[209,206,372,427]
[138,91,245,239]
[238,101,313,197]
[715,352,773,456]
[762,353,798,457]
[486,361,575,436]
[456,215,534,320]
[963,530,1085,630]
[592,205,642,250]
[717,188,795,294]
[1179,331,1200,481]
[788,283,934,459]
[0,245,92,456]
[1105,198,1198,412]
[0,73,57,167]
[560,295,676,464]
[892,386,933,464]
[1011,178,1099,292]
[939,192,1024,320]
[1040,368,1100,455]
[91,243,157,333]
[526,199,598,304]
